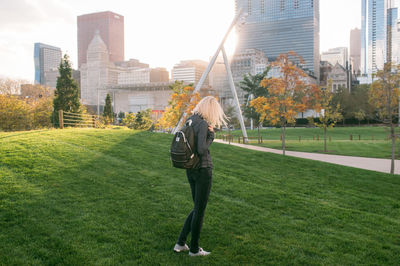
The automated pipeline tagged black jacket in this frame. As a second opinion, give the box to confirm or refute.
[186,114,214,168]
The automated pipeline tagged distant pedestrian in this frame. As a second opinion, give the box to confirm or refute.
[173,96,227,256]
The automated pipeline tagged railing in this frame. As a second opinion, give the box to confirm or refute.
[58,110,97,129]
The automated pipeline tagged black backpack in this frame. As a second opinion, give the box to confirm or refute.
[170,119,199,169]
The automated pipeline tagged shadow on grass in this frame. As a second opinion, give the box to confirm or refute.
[1,129,400,265]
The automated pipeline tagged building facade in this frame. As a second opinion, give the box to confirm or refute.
[34,43,62,86]
[80,32,171,113]
[231,48,269,103]
[171,60,209,86]
[234,0,320,80]
[77,11,124,68]
[361,0,400,75]
[321,47,348,68]
[350,28,361,74]
[117,68,169,85]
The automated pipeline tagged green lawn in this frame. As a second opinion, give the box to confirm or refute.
[217,127,397,158]
[1,128,400,265]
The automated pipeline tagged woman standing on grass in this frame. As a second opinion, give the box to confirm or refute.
[173,96,227,257]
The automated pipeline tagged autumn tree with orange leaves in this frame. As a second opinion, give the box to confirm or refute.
[308,80,343,153]
[369,63,400,174]
[250,51,319,155]
[157,81,201,131]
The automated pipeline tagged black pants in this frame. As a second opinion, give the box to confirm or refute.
[177,167,212,253]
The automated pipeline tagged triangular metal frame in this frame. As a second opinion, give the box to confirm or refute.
[172,8,248,143]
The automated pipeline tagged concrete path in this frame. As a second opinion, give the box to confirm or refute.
[214,139,400,175]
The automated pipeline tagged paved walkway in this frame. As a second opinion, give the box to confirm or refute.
[214,139,400,175]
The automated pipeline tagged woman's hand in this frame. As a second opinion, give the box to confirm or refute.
[208,125,214,132]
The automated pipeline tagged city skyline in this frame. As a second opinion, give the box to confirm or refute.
[0,0,361,81]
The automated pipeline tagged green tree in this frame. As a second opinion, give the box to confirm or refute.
[122,109,153,130]
[103,93,113,125]
[354,109,366,126]
[240,68,270,140]
[133,109,153,130]
[52,54,81,127]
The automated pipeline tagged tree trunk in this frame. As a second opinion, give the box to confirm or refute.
[282,124,286,156]
[258,124,260,143]
[391,123,395,174]
[324,126,327,153]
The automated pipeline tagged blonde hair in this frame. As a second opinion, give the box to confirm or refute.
[192,96,227,128]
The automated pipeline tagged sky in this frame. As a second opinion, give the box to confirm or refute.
[0,0,361,82]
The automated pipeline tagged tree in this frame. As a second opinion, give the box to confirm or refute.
[309,85,343,153]
[32,97,53,129]
[157,81,200,131]
[354,109,366,126]
[122,109,153,130]
[250,51,318,155]
[133,109,153,130]
[103,93,113,125]
[223,105,240,130]
[0,78,28,95]
[0,95,31,131]
[52,54,81,127]
[122,113,135,128]
[240,68,270,140]
[369,63,400,174]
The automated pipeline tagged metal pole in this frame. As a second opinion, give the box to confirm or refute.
[221,46,248,143]
[97,88,100,116]
[172,9,245,134]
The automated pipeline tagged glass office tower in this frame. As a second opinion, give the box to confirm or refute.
[34,43,62,85]
[234,0,320,80]
[361,0,400,75]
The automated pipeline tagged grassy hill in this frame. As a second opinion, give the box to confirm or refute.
[1,128,400,265]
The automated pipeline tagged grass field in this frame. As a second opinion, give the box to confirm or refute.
[216,126,397,158]
[1,128,400,265]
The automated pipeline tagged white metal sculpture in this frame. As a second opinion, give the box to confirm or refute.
[172,8,249,143]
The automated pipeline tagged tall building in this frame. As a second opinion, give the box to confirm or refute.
[171,60,209,85]
[321,47,348,67]
[80,31,121,106]
[34,43,62,85]
[361,0,400,75]
[231,48,269,103]
[234,0,320,80]
[210,57,230,102]
[350,28,361,74]
[80,31,171,109]
[77,11,124,68]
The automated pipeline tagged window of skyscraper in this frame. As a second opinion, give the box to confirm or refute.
[260,0,265,14]
[295,0,299,9]
[280,0,285,11]
[248,0,252,15]
[311,0,313,8]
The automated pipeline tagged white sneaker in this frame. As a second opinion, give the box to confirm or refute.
[173,243,189,253]
[189,247,211,256]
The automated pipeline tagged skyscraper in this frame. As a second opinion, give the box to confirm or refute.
[361,0,400,75]
[234,0,320,80]
[350,28,361,74]
[77,11,124,69]
[34,43,62,85]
